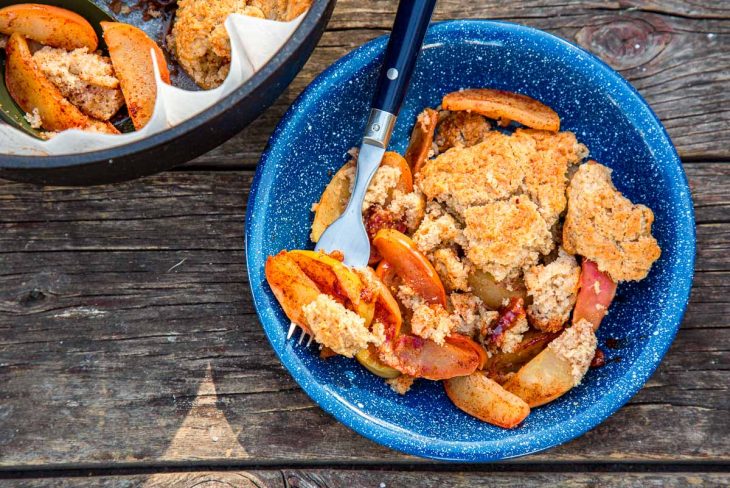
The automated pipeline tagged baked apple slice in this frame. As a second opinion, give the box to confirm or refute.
[356,345,401,379]
[311,161,354,242]
[468,270,526,310]
[101,22,170,130]
[502,346,575,407]
[446,334,488,370]
[372,229,447,307]
[4,33,117,134]
[404,107,438,175]
[0,3,98,50]
[572,259,617,330]
[445,371,530,428]
[370,271,402,340]
[264,251,321,334]
[442,88,560,132]
[380,334,480,380]
[288,250,375,327]
[483,330,557,383]
[382,150,413,194]
[311,152,413,243]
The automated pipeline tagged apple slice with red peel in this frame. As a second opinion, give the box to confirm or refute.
[370,273,402,340]
[381,334,480,380]
[373,228,447,307]
[101,22,170,130]
[445,371,530,428]
[289,250,375,327]
[442,88,560,132]
[0,4,98,50]
[404,108,438,175]
[264,252,320,334]
[483,330,557,383]
[4,33,117,134]
[572,259,617,330]
[446,334,488,370]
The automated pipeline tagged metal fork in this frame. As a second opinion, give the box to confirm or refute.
[316,0,437,267]
[292,0,438,345]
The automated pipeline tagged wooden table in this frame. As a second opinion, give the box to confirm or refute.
[1,1,728,486]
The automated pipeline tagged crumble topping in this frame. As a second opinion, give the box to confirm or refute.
[432,248,471,292]
[386,375,415,395]
[387,188,426,232]
[499,313,529,354]
[24,108,42,129]
[548,319,597,385]
[412,202,465,254]
[524,248,580,332]
[449,292,498,338]
[463,196,553,282]
[302,294,384,358]
[563,162,661,281]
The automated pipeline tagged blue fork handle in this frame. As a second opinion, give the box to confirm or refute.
[372,0,438,116]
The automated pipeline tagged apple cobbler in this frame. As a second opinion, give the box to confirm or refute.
[0,4,169,135]
[265,88,661,428]
[170,0,313,89]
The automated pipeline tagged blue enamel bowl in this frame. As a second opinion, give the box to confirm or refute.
[245,20,695,461]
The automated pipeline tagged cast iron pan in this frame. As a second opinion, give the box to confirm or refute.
[0,0,336,186]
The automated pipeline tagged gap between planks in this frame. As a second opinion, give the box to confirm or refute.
[1,460,729,479]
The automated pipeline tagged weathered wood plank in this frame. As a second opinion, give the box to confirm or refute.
[188,0,730,167]
[2,470,729,488]
[0,166,727,468]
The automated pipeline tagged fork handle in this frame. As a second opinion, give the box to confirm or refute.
[371,0,438,117]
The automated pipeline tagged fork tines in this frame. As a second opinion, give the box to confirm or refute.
[287,322,314,347]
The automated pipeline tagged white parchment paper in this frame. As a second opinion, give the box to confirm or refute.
[0,13,304,156]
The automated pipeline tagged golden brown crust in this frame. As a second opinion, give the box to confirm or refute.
[417,128,586,226]
[463,197,553,282]
[516,129,589,225]
[416,128,586,281]
[172,0,311,89]
[250,0,312,20]
[418,130,523,215]
[563,162,661,282]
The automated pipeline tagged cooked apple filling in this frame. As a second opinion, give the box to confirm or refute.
[266,88,661,429]
[0,3,170,134]
[33,47,125,121]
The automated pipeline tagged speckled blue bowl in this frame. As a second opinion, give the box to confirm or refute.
[245,20,695,461]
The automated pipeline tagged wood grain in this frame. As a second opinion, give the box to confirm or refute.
[0,165,727,468]
[0,0,728,478]
[188,0,730,168]
[2,470,729,487]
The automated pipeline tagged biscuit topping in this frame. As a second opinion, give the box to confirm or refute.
[563,162,661,281]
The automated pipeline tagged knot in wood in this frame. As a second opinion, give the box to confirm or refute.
[576,18,671,71]
[19,288,46,307]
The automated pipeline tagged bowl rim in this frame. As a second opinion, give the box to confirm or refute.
[0,0,333,168]
[245,19,696,461]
